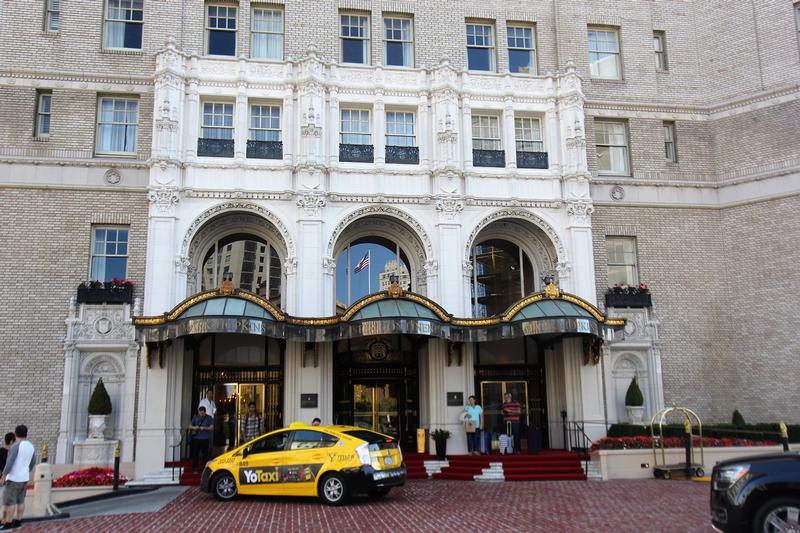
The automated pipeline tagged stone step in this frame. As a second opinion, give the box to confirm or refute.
[127,468,182,487]
[423,460,449,476]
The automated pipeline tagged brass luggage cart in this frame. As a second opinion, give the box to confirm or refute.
[651,405,705,479]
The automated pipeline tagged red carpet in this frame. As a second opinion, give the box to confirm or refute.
[432,450,587,481]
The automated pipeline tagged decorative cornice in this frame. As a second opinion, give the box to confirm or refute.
[183,189,293,200]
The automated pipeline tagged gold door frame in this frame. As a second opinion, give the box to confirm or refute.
[480,380,530,425]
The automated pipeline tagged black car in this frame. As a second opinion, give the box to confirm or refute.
[710,452,800,533]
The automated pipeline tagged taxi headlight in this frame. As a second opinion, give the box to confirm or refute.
[356,443,371,465]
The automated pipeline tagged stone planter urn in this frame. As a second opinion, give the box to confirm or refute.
[626,406,645,424]
[87,415,107,440]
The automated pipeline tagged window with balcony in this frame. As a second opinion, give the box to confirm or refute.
[248,104,282,159]
[654,31,668,71]
[472,115,504,167]
[251,7,283,60]
[384,16,413,67]
[507,25,536,74]
[663,121,677,163]
[466,22,495,71]
[606,236,638,286]
[35,90,52,138]
[44,0,60,32]
[206,4,237,56]
[594,119,630,175]
[96,96,138,155]
[385,111,418,164]
[514,117,547,169]
[199,102,234,157]
[341,13,369,64]
[103,0,143,50]
[91,226,129,281]
[588,27,621,79]
[339,109,373,162]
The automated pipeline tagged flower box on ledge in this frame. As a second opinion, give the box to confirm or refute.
[605,284,652,308]
[77,280,134,304]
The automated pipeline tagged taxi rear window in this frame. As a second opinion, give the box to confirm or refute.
[343,430,397,449]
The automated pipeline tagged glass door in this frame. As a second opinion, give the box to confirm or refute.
[236,383,266,447]
[205,383,267,451]
[353,382,400,440]
[480,380,529,435]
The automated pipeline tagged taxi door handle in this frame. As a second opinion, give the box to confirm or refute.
[311,454,323,460]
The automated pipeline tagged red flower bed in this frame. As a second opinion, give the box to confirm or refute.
[52,467,128,488]
[590,435,777,452]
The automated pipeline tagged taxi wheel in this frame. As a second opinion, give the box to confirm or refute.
[319,473,349,506]
[212,471,238,501]
[368,487,391,499]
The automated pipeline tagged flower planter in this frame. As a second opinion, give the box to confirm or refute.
[76,286,133,304]
[87,415,108,440]
[626,406,645,424]
[605,292,652,308]
[434,439,448,460]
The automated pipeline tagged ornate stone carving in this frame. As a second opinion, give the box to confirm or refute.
[283,256,298,275]
[72,306,134,342]
[566,200,594,225]
[148,186,179,214]
[423,260,439,277]
[322,256,336,275]
[301,105,322,137]
[462,259,474,277]
[104,168,121,185]
[174,255,191,273]
[296,192,327,217]
[610,186,626,201]
[434,195,464,222]
[437,113,458,144]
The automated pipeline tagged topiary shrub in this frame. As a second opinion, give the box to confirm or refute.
[88,378,112,415]
[625,377,644,407]
[731,410,746,427]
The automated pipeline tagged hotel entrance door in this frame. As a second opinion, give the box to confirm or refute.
[353,382,400,439]
[480,381,529,434]
[208,383,267,450]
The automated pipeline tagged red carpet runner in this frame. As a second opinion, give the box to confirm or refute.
[431,450,587,481]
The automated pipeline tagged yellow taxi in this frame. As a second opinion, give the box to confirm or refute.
[200,422,406,505]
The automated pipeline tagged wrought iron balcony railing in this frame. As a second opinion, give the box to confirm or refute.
[516,151,549,169]
[197,138,234,158]
[385,145,419,165]
[473,149,506,168]
[246,140,283,160]
[339,144,374,163]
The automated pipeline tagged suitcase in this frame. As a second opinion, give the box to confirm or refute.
[499,422,514,455]
[481,430,492,454]
[527,426,541,455]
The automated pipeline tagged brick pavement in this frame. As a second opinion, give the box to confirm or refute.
[25,479,713,533]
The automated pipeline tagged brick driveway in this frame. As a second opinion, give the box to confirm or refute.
[26,480,713,533]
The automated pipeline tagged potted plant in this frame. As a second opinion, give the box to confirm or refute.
[605,282,652,308]
[431,429,451,460]
[87,378,112,440]
[77,278,134,304]
[625,376,645,424]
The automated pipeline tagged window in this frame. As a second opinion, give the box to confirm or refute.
[588,27,621,79]
[594,119,630,175]
[206,5,237,56]
[472,115,502,150]
[44,0,60,32]
[35,91,52,138]
[103,0,143,50]
[202,102,234,139]
[383,17,413,67]
[386,111,415,146]
[466,22,495,71]
[201,236,282,302]
[663,121,677,163]
[507,25,536,74]
[249,105,281,141]
[251,7,283,60]
[341,13,369,64]
[340,109,371,144]
[795,3,800,36]
[91,226,129,281]
[336,236,411,306]
[96,97,138,154]
[606,237,638,286]
[514,117,543,152]
[471,239,534,317]
[653,31,667,71]
[247,431,289,455]
[289,431,338,450]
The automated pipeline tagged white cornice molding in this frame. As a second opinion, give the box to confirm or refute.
[0,70,153,93]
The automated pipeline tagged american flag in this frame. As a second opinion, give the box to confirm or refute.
[354,251,370,273]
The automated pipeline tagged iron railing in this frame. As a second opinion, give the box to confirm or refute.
[339,143,374,163]
[564,419,596,477]
[197,138,234,158]
[473,149,505,167]
[385,145,419,165]
[246,140,283,160]
[516,151,549,169]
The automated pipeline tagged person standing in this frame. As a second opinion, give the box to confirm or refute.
[198,389,217,418]
[0,434,15,508]
[0,426,35,530]
[188,406,214,475]
[240,402,264,444]
[464,395,483,456]
[501,392,522,454]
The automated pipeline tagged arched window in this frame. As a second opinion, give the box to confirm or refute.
[201,234,282,304]
[470,239,534,317]
[335,236,411,308]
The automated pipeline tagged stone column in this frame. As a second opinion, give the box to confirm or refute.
[282,86,294,164]
[435,197,464,314]
[418,91,431,167]
[234,80,248,161]
[461,95,472,169]
[183,56,200,162]
[144,188,179,314]
[373,96,385,165]
[503,97,517,169]
[133,344,170,480]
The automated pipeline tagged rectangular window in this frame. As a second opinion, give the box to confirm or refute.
[206,5,237,56]
[466,22,495,71]
[606,236,638,286]
[654,31,667,71]
[384,17,413,67]
[35,91,52,138]
[472,115,502,150]
[91,226,129,281]
[104,0,143,50]
[663,121,677,163]
[341,13,369,64]
[340,109,371,144]
[588,27,621,79]
[45,0,60,32]
[386,111,415,146]
[202,102,234,139]
[249,104,281,141]
[96,96,138,154]
[507,25,536,74]
[514,117,543,152]
[594,119,630,175]
[251,7,283,60]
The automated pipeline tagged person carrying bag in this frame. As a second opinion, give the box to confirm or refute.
[463,395,483,455]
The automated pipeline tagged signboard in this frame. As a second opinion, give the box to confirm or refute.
[300,393,318,408]
[446,392,464,406]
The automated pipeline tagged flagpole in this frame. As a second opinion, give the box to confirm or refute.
[367,250,371,294]
[347,245,351,306]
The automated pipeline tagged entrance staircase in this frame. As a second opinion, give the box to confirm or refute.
[432,450,587,481]
[165,460,201,486]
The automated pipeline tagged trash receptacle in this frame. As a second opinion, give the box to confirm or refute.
[416,428,428,454]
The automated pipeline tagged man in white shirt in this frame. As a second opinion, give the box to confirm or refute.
[0,425,35,530]
[198,390,217,418]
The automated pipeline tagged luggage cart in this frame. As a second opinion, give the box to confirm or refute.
[651,404,705,479]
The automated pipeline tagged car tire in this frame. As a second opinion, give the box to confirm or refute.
[753,497,800,533]
[212,471,238,501]
[319,473,349,506]
[368,487,391,499]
